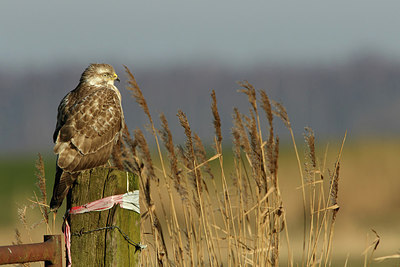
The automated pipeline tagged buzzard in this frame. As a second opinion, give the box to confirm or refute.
[50,63,125,211]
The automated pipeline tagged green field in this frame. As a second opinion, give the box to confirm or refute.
[0,154,55,225]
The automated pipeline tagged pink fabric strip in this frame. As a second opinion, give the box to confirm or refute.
[69,194,125,214]
[64,220,72,267]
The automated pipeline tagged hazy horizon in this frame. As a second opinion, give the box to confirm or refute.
[1,53,400,155]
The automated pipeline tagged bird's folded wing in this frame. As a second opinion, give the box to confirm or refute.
[54,88,122,172]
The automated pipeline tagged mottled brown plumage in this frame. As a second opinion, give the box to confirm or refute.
[50,64,125,211]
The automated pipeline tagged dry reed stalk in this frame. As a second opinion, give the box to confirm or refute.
[177,110,220,265]
[214,138,241,265]
[231,127,251,264]
[17,205,33,243]
[33,153,52,234]
[239,82,267,194]
[124,65,153,126]
[35,154,48,220]
[29,191,51,235]
[211,90,222,144]
[12,229,27,267]
[373,252,400,263]
[193,133,214,186]
[212,90,247,266]
[259,90,274,132]
[125,66,166,180]
[233,108,252,157]
[175,145,196,267]
[232,112,252,205]
[175,110,204,265]
[244,84,270,265]
[159,113,191,266]
[13,229,23,245]
[318,145,330,266]
[303,128,317,265]
[177,110,198,194]
[270,136,283,267]
[135,129,168,265]
[215,144,240,266]
[211,91,245,264]
[193,132,220,247]
[175,112,199,261]
[238,81,257,114]
[273,99,308,266]
[246,109,265,192]
[362,229,380,267]
[324,133,346,266]
[232,108,254,207]
[246,109,265,266]
[12,229,32,267]
[12,232,31,267]
[159,113,188,201]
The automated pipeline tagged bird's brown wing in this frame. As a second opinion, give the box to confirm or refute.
[50,87,122,210]
[54,87,122,171]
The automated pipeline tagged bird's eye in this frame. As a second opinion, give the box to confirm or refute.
[103,73,107,77]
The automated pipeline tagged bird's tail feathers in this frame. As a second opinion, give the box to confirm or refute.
[50,166,78,212]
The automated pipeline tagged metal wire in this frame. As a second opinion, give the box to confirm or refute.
[71,225,146,252]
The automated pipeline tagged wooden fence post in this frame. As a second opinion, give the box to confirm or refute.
[66,167,140,266]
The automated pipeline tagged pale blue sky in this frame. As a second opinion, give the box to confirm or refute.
[1,0,400,69]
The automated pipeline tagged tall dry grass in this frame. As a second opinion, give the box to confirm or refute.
[122,66,347,266]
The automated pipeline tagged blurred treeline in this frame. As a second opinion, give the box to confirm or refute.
[1,53,400,154]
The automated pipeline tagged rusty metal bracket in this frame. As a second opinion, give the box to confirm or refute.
[0,235,62,266]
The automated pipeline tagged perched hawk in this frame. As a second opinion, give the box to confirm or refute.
[50,63,125,211]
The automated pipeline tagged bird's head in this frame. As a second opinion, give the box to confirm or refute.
[80,63,120,86]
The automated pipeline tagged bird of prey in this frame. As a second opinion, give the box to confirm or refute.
[50,63,125,211]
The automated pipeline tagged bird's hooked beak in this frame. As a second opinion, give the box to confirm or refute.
[113,73,120,82]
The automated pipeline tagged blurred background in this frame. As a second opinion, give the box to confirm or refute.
[1,0,399,265]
